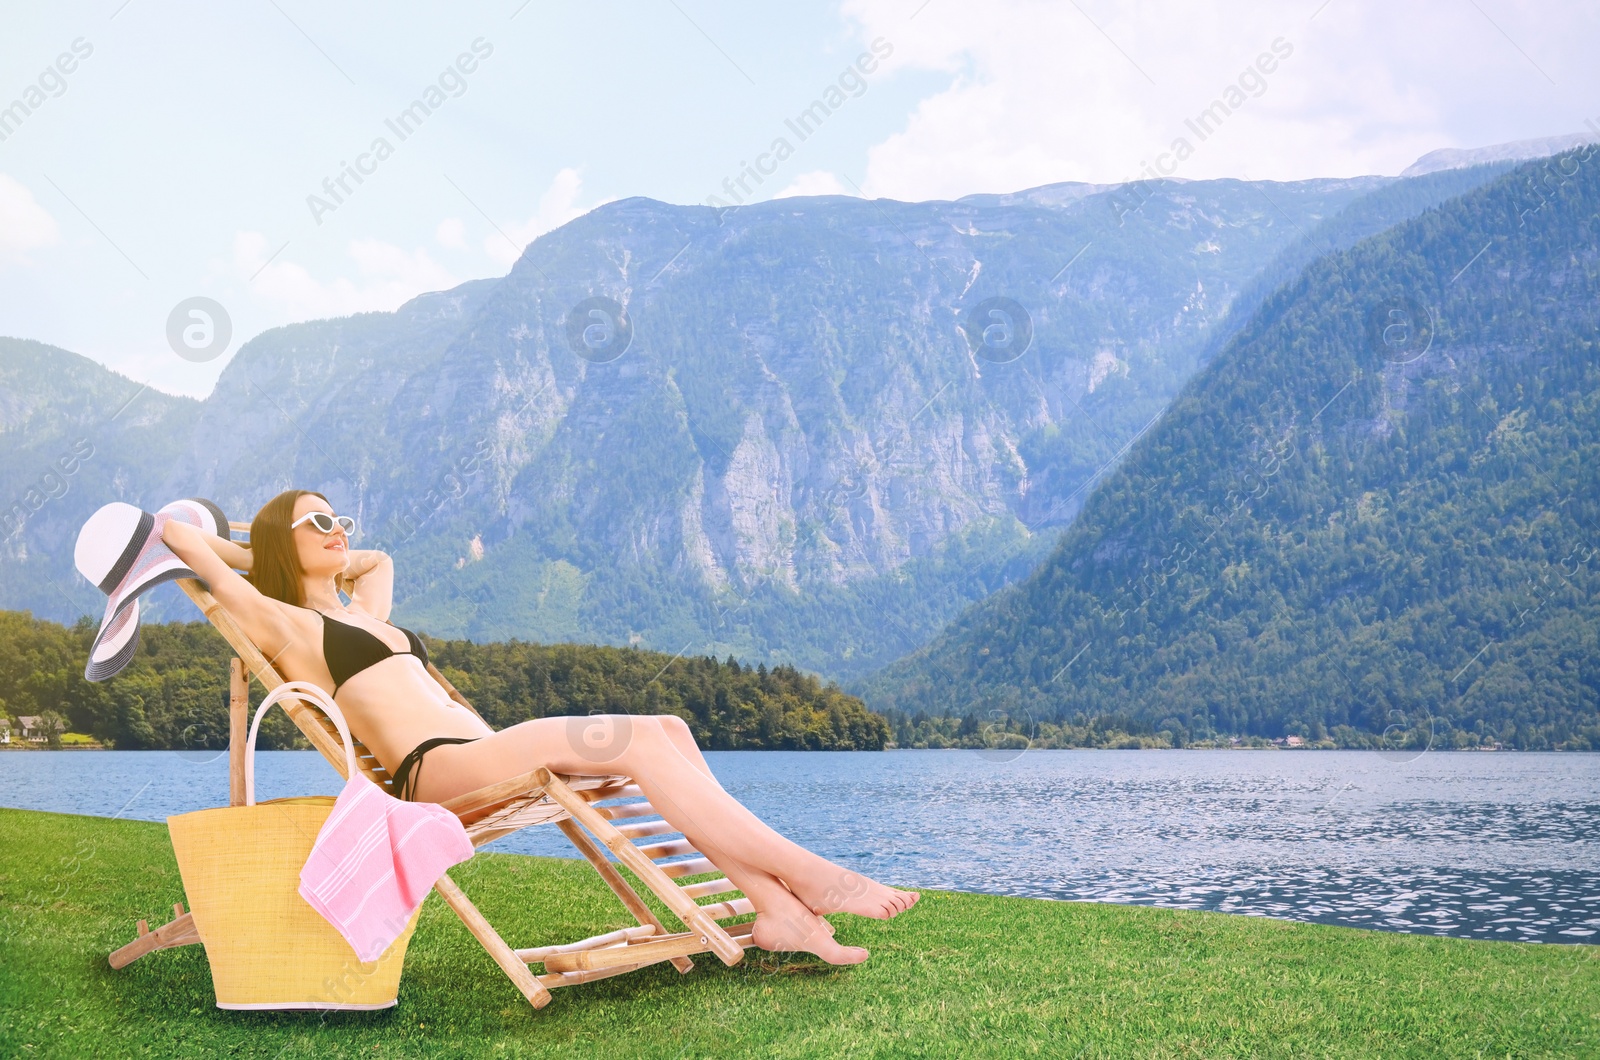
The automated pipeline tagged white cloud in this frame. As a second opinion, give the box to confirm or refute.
[229,231,461,322]
[482,167,607,267]
[841,0,1600,201]
[773,170,852,198]
[0,174,61,262]
[435,217,468,250]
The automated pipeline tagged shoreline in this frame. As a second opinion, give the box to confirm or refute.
[0,743,105,751]
[4,804,1596,947]
[2,805,1595,949]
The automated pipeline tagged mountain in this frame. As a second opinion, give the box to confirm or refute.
[0,339,202,610]
[862,149,1600,751]
[1401,132,1596,177]
[0,165,1523,681]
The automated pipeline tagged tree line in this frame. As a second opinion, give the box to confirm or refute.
[0,609,889,751]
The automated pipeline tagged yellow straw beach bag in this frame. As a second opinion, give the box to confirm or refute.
[167,682,421,1010]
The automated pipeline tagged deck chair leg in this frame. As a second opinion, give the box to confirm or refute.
[433,872,552,1009]
[537,770,744,967]
[557,818,694,974]
[108,907,201,969]
[228,657,248,806]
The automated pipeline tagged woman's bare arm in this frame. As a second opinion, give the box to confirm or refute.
[162,519,293,656]
[343,549,395,621]
[204,531,255,573]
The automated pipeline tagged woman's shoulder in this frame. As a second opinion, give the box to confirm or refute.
[236,597,323,671]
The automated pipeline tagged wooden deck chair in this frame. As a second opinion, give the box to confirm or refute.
[110,523,752,1009]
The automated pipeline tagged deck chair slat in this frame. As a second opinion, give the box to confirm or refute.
[514,924,657,963]
[542,931,710,973]
[597,801,659,821]
[680,877,740,900]
[591,783,646,801]
[613,818,676,840]
[635,838,699,861]
[658,857,719,880]
[698,897,755,921]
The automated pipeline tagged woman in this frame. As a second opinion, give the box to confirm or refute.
[163,488,916,964]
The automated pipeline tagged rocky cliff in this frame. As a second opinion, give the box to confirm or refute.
[0,165,1521,679]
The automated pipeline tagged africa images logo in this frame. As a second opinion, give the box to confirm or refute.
[0,37,94,143]
[564,297,633,363]
[960,297,1033,364]
[1365,294,1435,366]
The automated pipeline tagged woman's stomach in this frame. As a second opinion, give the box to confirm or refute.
[332,658,494,773]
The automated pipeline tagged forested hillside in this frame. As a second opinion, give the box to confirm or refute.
[3,169,1514,682]
[864,150,1600,752]
[0,610,887,751]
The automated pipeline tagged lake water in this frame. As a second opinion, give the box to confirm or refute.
[3,748,1596,945]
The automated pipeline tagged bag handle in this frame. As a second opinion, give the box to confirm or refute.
[244,680,359,806]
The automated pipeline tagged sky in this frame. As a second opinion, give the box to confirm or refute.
[1,0,1596,398]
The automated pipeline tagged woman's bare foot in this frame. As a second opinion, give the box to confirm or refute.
[787,866,920,920]
[746,884,865,964]
[750,910,867,965]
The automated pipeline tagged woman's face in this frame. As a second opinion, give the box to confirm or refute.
[291,494,351,578]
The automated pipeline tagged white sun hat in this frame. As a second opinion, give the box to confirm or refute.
[74,497,230,681]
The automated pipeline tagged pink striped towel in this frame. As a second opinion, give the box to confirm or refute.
[297,773,474,962]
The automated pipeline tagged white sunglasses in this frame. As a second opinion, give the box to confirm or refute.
[290,511,356,537]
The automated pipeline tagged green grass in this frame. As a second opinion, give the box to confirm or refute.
[1,808,1595,1058]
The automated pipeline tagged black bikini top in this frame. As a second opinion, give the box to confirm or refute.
[294,604,431,693]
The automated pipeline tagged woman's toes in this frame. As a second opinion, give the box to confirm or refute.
[796,874,921,920]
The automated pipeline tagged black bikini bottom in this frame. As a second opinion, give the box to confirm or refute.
[390,736,480,801]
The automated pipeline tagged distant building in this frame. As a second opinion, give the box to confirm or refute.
[0,718,10,744]
[17,715,64,743]
[1285,735,1305,747]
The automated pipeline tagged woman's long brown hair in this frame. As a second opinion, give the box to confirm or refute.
[246,489,328,607]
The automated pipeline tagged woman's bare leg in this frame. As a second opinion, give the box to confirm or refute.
[651,717,836,938]
[594,716,915,919]
[655,714,717,780]
[425,715,918,927]
[422,716,874,961]
[688,848,859,961]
